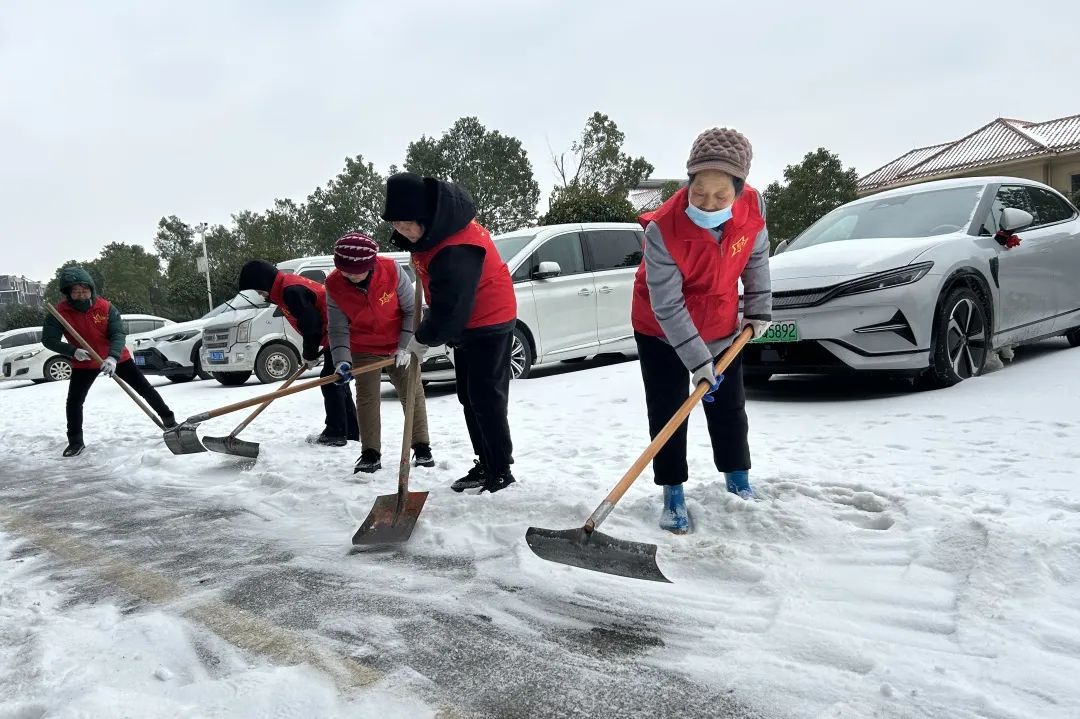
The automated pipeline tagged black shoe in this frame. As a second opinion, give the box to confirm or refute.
[450,460,487,492]
[354,449,382,474]
[63,441,85,457]
[481,470,516,494]
[412,443,435,468]
[315,433,347,447]
[161,413,178,430]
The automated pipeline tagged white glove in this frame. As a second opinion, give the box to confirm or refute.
[692,363,724,403]
[744,318,773,339]
[301,357,320,370]
[73,348,91,362]
[406,337,428,360]
[394,348,412,368]
[99,357,118,377]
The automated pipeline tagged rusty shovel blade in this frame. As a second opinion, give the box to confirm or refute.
[524,526,671,583]
[163,422,208,455]
[351,490,429,545]
[201,433,260,459]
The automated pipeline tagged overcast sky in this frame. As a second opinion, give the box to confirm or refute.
[2,0,1077,281]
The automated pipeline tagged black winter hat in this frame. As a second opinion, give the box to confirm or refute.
[382,172,431,224]
[237,260,279,293]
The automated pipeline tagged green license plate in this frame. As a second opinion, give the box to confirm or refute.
[751,320,799,343]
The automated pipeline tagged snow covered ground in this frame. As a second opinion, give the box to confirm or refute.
[2,341,1079,718]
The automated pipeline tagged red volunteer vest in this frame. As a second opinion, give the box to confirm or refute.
[632,186,766,343]
[324,258,403,355]
[56,296,131,369]
[413,220,516,329]
[269,272,329,348]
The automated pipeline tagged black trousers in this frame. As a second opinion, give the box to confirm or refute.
[67,360,172,441]
[635,333,750,486]
[320,347,359,441]
[454,330,514,476]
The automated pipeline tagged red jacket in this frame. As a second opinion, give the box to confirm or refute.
[632,186,766,343]
[268,272,329,347]
[413,220,516,330]
[56,297,131,369]
[324,258,403,355]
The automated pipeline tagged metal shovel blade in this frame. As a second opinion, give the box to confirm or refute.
[201,434,260,459]
[351,490,429,545]
[524,526,671,583]
[163,422,207,455]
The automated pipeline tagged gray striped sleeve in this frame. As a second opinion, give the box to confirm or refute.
[326,293,353,366]
[643,221,713,372]
[396,262,416,350]
[741,194,773,321]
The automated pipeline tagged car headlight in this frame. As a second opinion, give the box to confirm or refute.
[236,319,252,343]
[159,330,199,343]
[834,262,933,298]
[11,348,43,362]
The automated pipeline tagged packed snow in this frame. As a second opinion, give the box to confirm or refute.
[2,341,1079,718]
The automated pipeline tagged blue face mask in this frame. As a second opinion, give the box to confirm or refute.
[685,201,733,230]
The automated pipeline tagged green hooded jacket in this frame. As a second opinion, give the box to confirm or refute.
[42,266,126,360]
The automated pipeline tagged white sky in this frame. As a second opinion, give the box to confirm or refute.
[2,0,1077,280]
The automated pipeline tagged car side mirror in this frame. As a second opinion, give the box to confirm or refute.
[533,261,562,280]
[773,239,789,255]
[1000,207,1034,233]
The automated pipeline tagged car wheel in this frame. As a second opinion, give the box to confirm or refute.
[43,357,72,382]
[1066,326,1080,348]
[510,328,533,380]
[167,371,195,383]
[213,371,252,386]
[923,287,989,389]
[193,343,212,380]
[254,344,298,384]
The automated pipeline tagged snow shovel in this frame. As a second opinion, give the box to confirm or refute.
[163,358,394,455]
[525,327,754,583]
[44,301,165,431]
[200,363,309,458]
[351,271,428,545]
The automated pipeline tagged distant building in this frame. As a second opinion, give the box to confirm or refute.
[628,178,686,212]
[858,113,1080,199]
[0,275,45,308]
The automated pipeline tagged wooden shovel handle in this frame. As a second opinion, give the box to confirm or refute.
[228,363,308,438]
[397,260,425,499]
[584,327,754,533]
[185,358,394,424]
[45,301,165,430]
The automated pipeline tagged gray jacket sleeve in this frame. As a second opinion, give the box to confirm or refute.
[741,193,773,321]
[326,294,352,366]
[643,221,714,373]
[396,263,417,350]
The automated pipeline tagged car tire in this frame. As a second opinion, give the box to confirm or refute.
[213,371,251,386]
[168,371,195,383]
[254,344,298,384]
[922,286,989,389]
[1066,326,1080,348]
[193,343,212,380]
[43,357,72,383]
[510,327,534,380]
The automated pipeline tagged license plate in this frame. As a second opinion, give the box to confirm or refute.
[751,320,799,343]
[209,351,226,362]
[134,356,146,366]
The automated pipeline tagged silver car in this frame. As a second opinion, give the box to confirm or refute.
[745,176,1080,388]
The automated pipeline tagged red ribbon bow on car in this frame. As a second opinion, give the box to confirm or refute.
[994,229,1021,249]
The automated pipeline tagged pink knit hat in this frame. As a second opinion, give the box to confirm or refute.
[333,232,378,274]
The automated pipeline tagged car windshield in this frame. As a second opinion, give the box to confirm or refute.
[787,185,984,251]
[492,232,539,263]
[223,290,268,311]
[200,300,236,320]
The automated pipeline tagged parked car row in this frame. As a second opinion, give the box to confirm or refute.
[4,179,1078,391]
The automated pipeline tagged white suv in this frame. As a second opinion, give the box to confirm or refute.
[131,300,250,383]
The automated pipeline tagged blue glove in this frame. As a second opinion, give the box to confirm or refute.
[692,364,724,403]
[334,362,353,385]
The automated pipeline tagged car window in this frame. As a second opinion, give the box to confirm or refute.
[981,185,1037,235]
[583,230,643,271]
[0,331,36,349]
[125,320,156,335]
[518,232,586,280]
[1027,187,1076,226]
[396,263,416,282]
[300,269,327,283]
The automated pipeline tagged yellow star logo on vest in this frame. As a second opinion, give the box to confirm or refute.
[379,291,393,306]
[730,235,749,256]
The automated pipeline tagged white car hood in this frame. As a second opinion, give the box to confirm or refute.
[769,235,954,290]
[129,317,211,349]
[203,308,263,332]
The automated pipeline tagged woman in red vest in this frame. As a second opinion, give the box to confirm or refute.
[238,260,358,447]
[41,265,177,457]
[632,128,773,533]
[383,172,518,494]
[324,232,434,474]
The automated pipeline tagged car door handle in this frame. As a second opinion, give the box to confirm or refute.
[578,288,592,296]
[598,286,613,294]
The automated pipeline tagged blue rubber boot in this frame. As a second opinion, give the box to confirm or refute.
[725,471,754,500]
[659,484,689,534]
